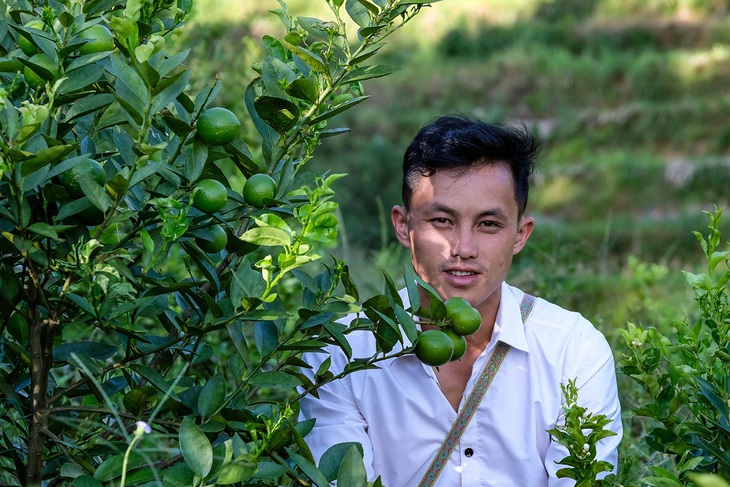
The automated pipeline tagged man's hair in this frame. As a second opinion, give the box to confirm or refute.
[402,115,540,217]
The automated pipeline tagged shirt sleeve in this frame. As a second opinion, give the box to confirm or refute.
[545,325,623,485]
[298,348,377,481]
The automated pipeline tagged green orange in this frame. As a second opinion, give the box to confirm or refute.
[243,173,277,208]
[443,328,467,361]
[77,24,114,55]
[414,329,454,367]
[445,297,482,336]
[18,20,44,56]
[196,107,240,145]
[195,224,228,253]
[60,159,106,198]
[191,179,228,213]
[24,52,60,89]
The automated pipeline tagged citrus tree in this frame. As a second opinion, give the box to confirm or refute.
[0,0,441,485]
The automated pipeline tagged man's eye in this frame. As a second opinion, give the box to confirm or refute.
[432,218,450,225]
[480,221,499,228]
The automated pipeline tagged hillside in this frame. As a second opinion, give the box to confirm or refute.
[178,0,730,314]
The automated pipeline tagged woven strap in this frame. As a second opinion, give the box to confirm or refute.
[418,293,536,487]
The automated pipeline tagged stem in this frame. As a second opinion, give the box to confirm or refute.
[119,435,142,487]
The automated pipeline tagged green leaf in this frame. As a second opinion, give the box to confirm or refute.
[337,444,368,487]
[130,364,181,401]
[254,321,279,357]
[394,304,418,344]
[341,64,397,83]
[322,320,352,359]
[198,373,226,417]
[70,475,103,487]
[696,377,729,418]
[54,341,119,363]
[240,227,292,247]
[129,161,165,188]
[216,460,258,484]
[80,175,112,212]
[286,77,320,102]
[63,93,116,122]
[310,95,369,124]
[320,442,364,482]
[26,222,59,240]
[254,95,300,134]
[122,386,158,415]
[93,452,144,481]
[254,461,291,479]
[287,449,330,487]
[151,69,192,115]
[183,138,208,183]
[249,370,302,388]
[20,145,76,177]
[58,63,106,93]
[346,0,373,27]
[262,57,297,99]
[180,416,213,478]
[245,79,279,165]
[349,43,384,65]
[281,40,328,74]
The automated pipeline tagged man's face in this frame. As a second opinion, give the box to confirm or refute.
[391,163,534,315]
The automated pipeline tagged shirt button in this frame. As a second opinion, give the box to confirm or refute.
[465,448,474,457]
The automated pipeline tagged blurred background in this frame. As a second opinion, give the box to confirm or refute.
[173,0,730,341]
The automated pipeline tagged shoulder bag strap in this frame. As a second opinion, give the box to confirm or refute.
[418,293,536,487]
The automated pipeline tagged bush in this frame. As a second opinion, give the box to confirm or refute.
[0,0,433,484]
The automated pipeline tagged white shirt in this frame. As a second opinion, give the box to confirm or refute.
[299,282,622,486]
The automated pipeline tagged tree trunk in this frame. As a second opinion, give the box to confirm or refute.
[26,308,54,487]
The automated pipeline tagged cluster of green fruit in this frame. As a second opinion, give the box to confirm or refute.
[188,107,278,254]
[20,20,114,89]
[53,106,277,256]
[414,297,482,366]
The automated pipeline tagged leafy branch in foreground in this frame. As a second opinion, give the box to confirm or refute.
[619,207,730,485]
[548,378,618,487]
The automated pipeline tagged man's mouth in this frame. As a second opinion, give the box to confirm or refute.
[447,270,477,277]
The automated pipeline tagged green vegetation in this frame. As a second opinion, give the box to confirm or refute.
[174,0,730,482]
[2,0,729,484]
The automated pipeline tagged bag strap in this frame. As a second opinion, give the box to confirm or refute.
[418,293,536,487]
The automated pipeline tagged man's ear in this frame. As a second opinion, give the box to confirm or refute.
[391,205,412,249]
[513,216,534,255]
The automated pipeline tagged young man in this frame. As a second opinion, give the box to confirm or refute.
[299,115,622,486]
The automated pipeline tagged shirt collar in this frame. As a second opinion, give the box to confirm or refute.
[492,282,530,353]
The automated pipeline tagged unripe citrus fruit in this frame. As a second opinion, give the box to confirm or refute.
[195,224,228,253]
[443,328,467,361]
[196,107,240,145]
[60,159,106,198]
[243,173,277,208]
[414,329,454,367]
[445,297,482,336]
[78,24,114,55]
[191,179,228,213]
[18,20,44,56]
[24,52,60,89]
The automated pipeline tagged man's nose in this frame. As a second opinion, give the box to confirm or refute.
[451,226,478,259]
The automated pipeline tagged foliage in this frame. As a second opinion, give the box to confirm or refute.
[547,378,618,487]
[619,207,730,484]
[0,0,438,485]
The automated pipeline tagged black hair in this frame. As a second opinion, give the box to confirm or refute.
[402,115,540,217]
